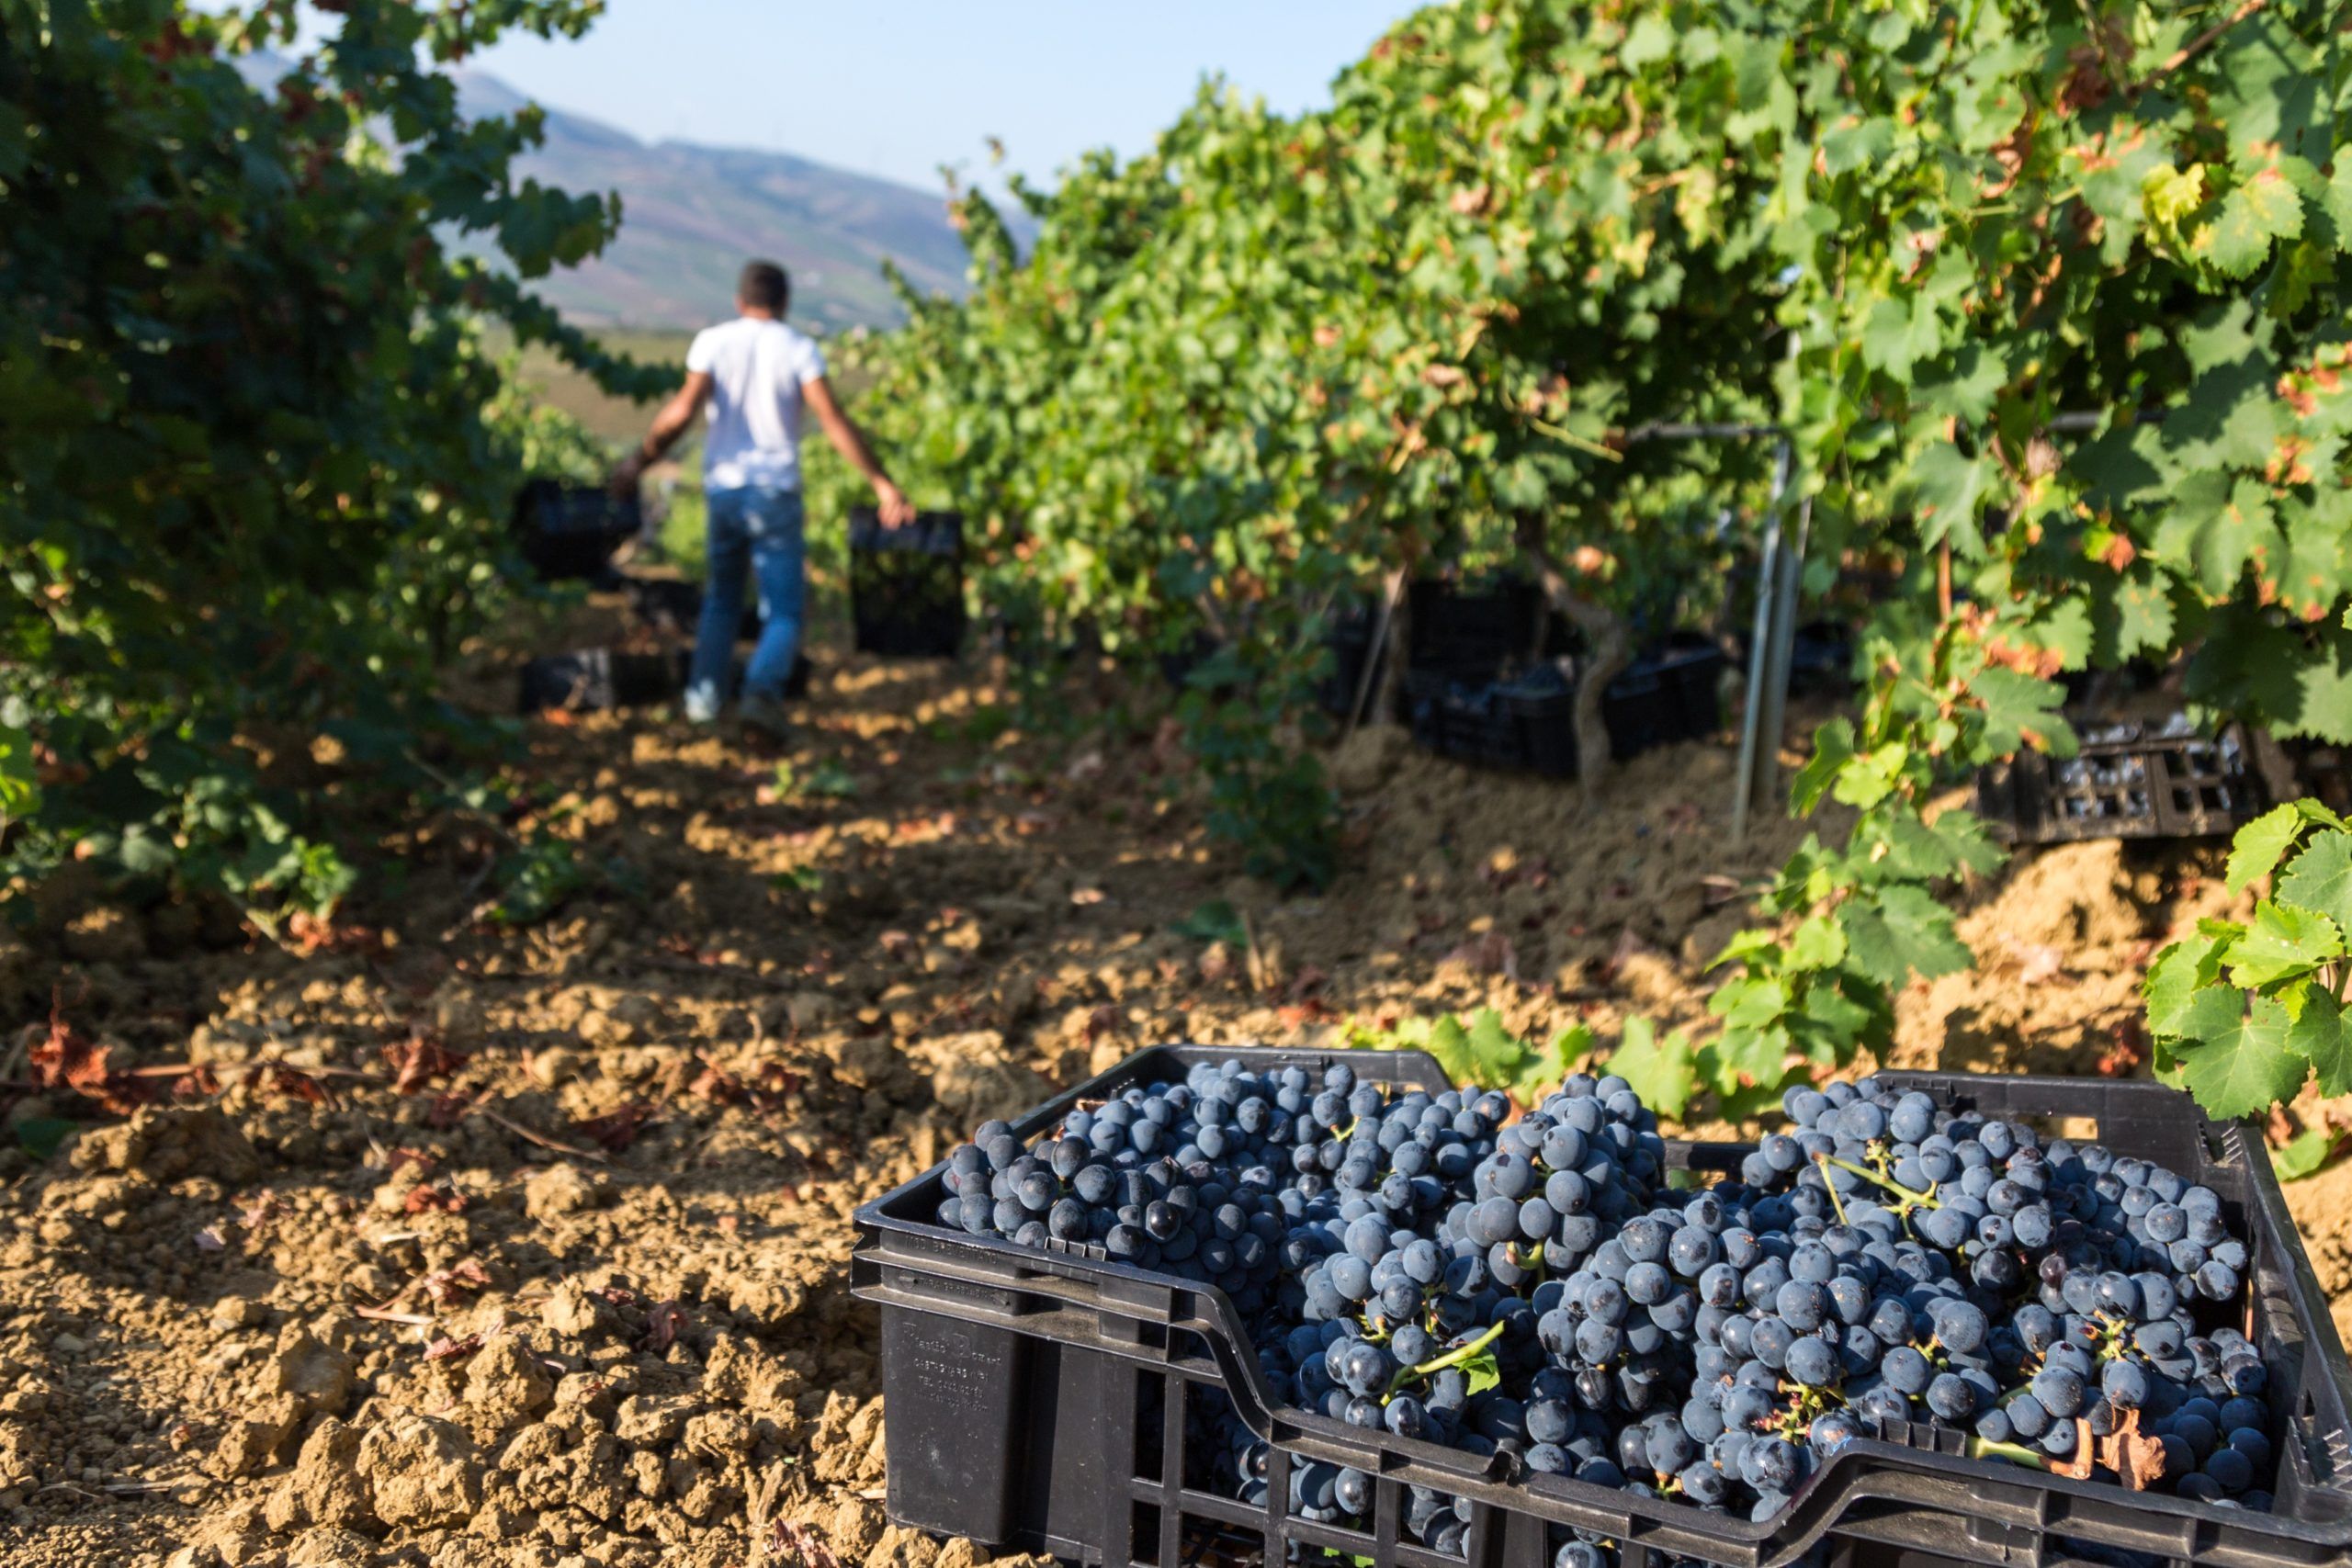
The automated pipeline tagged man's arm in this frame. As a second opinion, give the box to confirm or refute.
[611,370,712,491]
[803,374,915,526]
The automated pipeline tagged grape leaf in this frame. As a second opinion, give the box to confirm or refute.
[2200,174,2304,279]
[2289,987,2352,1098]
[2271,1127,2336,1181]
[1604,1017,1698,1122]
[2223,901,2344,989]
[2225,804,2308,897]
[2154,471,2277,598]
[1785,915,1847,971]
[1905,445,1988,551]
[1838,884,1973,987]
[1791,718,1857,814]
[1711,976,1790,1029]
[1698,1023,1789,1096]
[2172,994,2311,1119]
[1461,1348,1503,1397]
[2106,576,2177,662]
[2143,930,2225,1037]
[2278,830,2352,931]
[1429,1009,1531,1090]
[0,724,36,823]
[1968,668,2072,759]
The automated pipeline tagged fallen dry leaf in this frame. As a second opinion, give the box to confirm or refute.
[640,1300,688,1352]
[29,1004,147,1116]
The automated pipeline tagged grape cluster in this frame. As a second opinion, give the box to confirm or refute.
[933,1062,2278,1564]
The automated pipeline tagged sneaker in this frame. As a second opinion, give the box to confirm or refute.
[738,692,790,743]
[683,682,721,725]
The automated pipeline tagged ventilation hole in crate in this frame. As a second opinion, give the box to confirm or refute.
[1130,1501,1162,1567]
[1179,1514,1264,1568]
[1182,1377,1244,1493]
[1133,1370,1165,1482]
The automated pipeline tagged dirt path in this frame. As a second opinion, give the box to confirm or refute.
[4,615,2344,1568]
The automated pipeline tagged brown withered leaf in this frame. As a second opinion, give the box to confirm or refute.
[418,1259,492,1307]
[640,1300,688,1353]
[763,1519,842,1568]
[383,1028,467,1094]
[29,1005,148,1115]
[573,1102,653,1152]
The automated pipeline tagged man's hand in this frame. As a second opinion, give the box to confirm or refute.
[874,479,916,529]
[609,451,647,499]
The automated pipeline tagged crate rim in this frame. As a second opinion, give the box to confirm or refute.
[854,1043,2352,1564]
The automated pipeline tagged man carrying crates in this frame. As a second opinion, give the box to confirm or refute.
[614,259,913,738]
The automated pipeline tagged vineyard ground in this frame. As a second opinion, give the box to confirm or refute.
[4,588,2347,1568]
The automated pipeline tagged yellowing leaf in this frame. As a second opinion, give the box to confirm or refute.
[2144,163,2207,226]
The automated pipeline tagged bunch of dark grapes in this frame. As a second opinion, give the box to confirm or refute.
[933,1063,2276,1566]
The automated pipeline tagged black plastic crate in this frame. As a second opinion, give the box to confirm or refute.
[1408,579,1553,676]
[851,509,966,659]
[621,575,763,644]
[1978,718,2267,845]
[517,646,808,715]
[516,648,680,716]
[1403,671,1536,773]
[1406,653,1709,777]
[1497,683,1577,779]
[1319,608,1392,720]
[854,1049,2352,1568]
[514,479,641,582]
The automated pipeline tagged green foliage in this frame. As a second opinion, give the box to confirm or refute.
[804,0,2352,927]
[2143,803,2352,1121]
[773,759,858,801]
[2273,1126,2337,1181]
[0,723,38,826]
[1601,1017,1701,1123]
[1347,1009,1585,1106]
[1,2,653,926]
[1171,899,1250,949]
[488,833,592,927]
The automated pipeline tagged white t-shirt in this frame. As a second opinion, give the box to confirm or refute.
[684,316,829,491]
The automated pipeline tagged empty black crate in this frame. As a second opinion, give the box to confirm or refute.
[1978,718,2266,845]
[514,479,641,581]
[851,509,966,659]
[854,1049,2352,1568]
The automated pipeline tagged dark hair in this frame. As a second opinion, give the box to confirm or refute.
[738,260,789,313]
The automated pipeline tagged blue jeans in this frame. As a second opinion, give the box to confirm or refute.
[690,485,805,715]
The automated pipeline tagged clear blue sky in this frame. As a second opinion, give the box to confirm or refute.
[466,1,1413,196]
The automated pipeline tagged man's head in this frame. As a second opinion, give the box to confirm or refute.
[738,260,789,317]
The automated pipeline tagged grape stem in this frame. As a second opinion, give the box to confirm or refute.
[1968,1437,2050,1471]
[1820,1154,1943,1211]
[1811,1154,1851,1225]
[1385,1318,1507,1398]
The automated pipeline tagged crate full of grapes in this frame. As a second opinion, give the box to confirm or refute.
[854,1047,2352,1568]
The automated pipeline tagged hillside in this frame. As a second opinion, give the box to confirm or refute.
[453,72,976,333]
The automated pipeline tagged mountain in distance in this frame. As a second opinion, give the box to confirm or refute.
[453,70,982,333]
